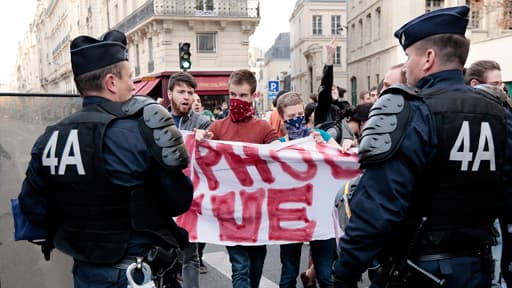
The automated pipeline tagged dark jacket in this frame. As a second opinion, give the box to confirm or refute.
[18,97,193,264]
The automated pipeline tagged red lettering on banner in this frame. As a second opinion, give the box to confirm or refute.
[211,189,264,242]
[269,145,317,181]
[316,144,361,179]
[195,141,223,190]
[267,184,316,241]
[219,143,275,187]
[182,133,196,177]
[175,194,205,241]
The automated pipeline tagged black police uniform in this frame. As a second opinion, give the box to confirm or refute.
[333,71,510,288]
[18,96,193,279]
[16,30,193,288]
[333,6,512,288]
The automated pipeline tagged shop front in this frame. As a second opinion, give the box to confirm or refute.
[133,71,231,112]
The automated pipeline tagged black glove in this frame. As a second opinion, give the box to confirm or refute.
[333,275,358,288]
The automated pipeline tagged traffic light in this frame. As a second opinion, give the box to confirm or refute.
[179,42,192,71]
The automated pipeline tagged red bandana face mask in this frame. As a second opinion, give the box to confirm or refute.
[229,98,254,122]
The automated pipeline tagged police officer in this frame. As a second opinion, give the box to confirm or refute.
[332,6,512,288]
[16,30,193,287]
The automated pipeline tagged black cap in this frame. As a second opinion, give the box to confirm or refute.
[394,5,469,50]
[70,30,129,76]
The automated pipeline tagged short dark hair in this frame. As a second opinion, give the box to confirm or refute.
[358,90,369,100]
[229,69,257,94]
[168,71,197,91]
[309,93,318,103]
[74,62,123,96]
[464,60,501,85]
[414,34,470,68]
[342,103,372,123]
[304,102,316,124]
[273,89,289,107]
[337,86,347,98]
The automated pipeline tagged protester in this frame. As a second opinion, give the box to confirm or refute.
[465,59,508,287]
[213,106,223,119]
[167,71,211,287]
[16,30,193,287]
[190,93,213,274]
[314,39,352,143]
[369,86,378,102]
[192,93,215,122]
[465,60,505,90]
[379,63,407,95]
[338,103,372,152]
[269,89,289,138]
[220,101,229,119]
[276,92,338,288]
[358,90,373,104]
[195,69,279,288]
[333,6,512,287]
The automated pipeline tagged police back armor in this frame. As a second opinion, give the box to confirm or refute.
[359,85,506,254]
[33,96,189,264]
[417,86,506,251]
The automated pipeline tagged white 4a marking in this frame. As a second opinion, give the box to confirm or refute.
[42,129,86,175]
[449,121,495,171]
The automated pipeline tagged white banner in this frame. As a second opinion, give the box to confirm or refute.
[176,131,361,246]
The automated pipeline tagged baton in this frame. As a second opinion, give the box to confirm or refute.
[406,259,446,286]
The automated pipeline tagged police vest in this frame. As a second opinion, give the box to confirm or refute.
[417,87,506,250]
[35,101,183,264]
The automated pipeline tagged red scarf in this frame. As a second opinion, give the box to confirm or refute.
[229,98,254,122]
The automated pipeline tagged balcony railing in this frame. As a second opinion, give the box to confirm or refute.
[114,1,155,33]
[114,0,259,33]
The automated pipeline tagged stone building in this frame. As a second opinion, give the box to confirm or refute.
[347,0,512,103]
[290,0,347,104]
[260,32,291,111]
[115,0,260,110]
[14,0,260,107]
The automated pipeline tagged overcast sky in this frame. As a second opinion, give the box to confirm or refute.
[0,1,37,85]
[0,0,296,85]
[249,0,297,52]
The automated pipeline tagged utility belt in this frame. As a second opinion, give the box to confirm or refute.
[370,246,493,288]
[412,247,485,262]
[370,218,496,288]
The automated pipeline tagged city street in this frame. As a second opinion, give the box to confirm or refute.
[0,115,314,288]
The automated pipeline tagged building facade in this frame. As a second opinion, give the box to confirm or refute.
[347,0,512,104]
[260,32,291,111]
[15,0,111,93]
[14,0,260,106]
[14,23,41,93]
[117,0,260,110]
[290,0,347,104]
[248,46,265,115]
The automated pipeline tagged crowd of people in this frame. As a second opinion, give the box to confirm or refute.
[12,4,512,288]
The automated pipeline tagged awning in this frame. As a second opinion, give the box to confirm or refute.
[133,81,147,93]
[134,79,160,96]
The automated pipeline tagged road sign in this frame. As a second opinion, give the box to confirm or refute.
[268,80,280,93]
[268,80,280,100]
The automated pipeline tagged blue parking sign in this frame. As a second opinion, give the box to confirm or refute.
[268,80,280,101]
[268,80,280,93]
